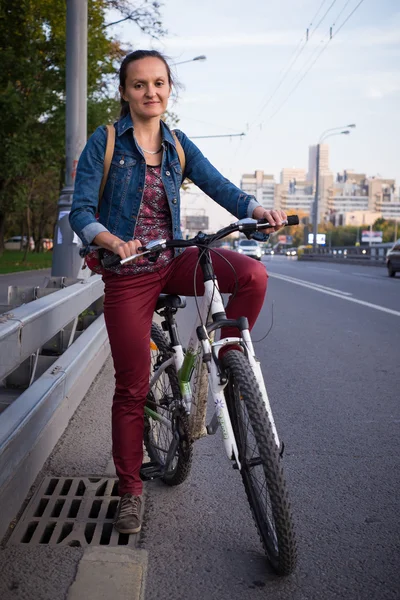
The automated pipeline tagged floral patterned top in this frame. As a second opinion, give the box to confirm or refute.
[88,165,174,275]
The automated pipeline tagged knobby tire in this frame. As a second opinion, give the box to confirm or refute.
[222,350,297,575]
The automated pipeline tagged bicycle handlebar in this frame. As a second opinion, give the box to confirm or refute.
[97,215,299,269]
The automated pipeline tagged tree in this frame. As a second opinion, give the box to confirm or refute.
[0,0,166,251]
[373,218,396,243]
[279,209,309,246]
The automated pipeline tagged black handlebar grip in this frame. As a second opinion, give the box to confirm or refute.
[287,215,299,226]
[101,253,121,269]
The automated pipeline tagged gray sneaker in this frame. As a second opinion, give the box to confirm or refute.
[113,493,142,534]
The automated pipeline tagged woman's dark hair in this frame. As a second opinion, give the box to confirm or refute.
[119,50,175,118]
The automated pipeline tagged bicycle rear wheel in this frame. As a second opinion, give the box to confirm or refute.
[144,323,193,486]
[222,350,297,575]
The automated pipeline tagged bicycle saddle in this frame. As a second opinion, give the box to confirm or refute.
[156,294,187,310]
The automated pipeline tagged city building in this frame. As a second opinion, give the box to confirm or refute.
[276,181,313,216]
[280,167,306,189]
[240,144,400,226]
[328,174,400,225]
[241,170,276,210]
[307,144,330,182]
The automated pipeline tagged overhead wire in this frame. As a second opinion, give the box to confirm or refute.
[263,0,366,124]
[231,0,341,172]
[249,0,339,128]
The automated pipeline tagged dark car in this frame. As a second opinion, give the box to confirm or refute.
[386,240,400,277]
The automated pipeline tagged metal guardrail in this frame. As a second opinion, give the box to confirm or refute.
[0,275,110,539]
[299,243,391,265]
[0,276,104,382]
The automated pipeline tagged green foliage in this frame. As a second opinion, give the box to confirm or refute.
[0,0,165,250]
[372,218,397,243]
[288,220,398,248]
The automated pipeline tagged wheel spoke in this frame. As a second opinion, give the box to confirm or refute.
[144,324,193,488]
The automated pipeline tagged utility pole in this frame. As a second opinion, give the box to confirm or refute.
[52,0,88,277]
[311,124,355,252]
[312,144,320,252]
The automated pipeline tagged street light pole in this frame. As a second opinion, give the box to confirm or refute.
[311,124,355,252]
[52,0,87,277]
[173,55,207,66]
[312,144,320,252]
[190,133,245,139]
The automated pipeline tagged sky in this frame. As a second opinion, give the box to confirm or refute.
[106,0,400,228]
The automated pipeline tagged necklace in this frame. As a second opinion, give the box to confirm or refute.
[133,132,162,155]
[141,146,162,155]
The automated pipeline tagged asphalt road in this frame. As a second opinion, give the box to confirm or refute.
[0,256,399,599]
[142,256,400,600]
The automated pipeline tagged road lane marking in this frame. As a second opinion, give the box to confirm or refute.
[268,272,400,317]
[268,272,353,296]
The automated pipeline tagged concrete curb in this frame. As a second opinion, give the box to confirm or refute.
[0,267,51,277]
[66,458,148,600]
[67,547,148,600]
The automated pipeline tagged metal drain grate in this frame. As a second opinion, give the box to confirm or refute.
[7,477,139,547]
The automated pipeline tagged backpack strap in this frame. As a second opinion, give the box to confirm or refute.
[171,130,186,177]
[98,124,116,211]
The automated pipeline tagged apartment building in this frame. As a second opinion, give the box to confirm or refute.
[241,170,276,210]
[280,167,307,189]
[328,174,400,224]
[240,146,400,224]
[307,144,330,182]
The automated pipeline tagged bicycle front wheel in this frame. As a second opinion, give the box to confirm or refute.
[222,350,297,575]
[144,323,193,486]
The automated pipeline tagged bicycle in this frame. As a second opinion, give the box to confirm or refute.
[100,215,299,575]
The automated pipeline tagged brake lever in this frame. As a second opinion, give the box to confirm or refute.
[119,239,167,265]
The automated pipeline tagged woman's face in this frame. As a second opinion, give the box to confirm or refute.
[120,57,171,121]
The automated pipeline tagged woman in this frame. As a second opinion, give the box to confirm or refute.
[70,50,287,535]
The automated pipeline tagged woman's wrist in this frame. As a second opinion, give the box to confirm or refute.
[93,232,123,253]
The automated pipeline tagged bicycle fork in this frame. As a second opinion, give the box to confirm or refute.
[203,331,281,470]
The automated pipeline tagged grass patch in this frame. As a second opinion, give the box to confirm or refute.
[0,250,53,274]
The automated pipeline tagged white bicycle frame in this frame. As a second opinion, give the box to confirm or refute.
[150,258,280,471]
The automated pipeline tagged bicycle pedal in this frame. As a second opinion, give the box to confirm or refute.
[140,461,164,481]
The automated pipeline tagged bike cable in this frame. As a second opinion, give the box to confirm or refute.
[192,245,239,328]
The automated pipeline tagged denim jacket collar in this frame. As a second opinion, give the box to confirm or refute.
[115,113,176,147]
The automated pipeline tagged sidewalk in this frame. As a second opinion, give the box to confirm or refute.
[0,357,147,600]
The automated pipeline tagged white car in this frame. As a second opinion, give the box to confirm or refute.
[237,239,262,260]
[4,236,35,251]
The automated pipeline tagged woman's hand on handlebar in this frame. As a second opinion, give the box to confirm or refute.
[252,207,287,231]
[110,238,144,260]
[92,231,143,260]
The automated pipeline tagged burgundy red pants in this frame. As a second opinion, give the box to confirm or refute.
[103,248,268,496]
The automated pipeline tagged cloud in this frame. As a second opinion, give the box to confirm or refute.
[336,71,400,100]
[366,83,400,99]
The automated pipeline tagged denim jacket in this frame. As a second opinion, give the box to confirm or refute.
[69,113,263,253]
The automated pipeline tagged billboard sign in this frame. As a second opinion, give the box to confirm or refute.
[308,233,326,245]
[278,235,293,245]
[361,230,383,243]
[185,215,209,231]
